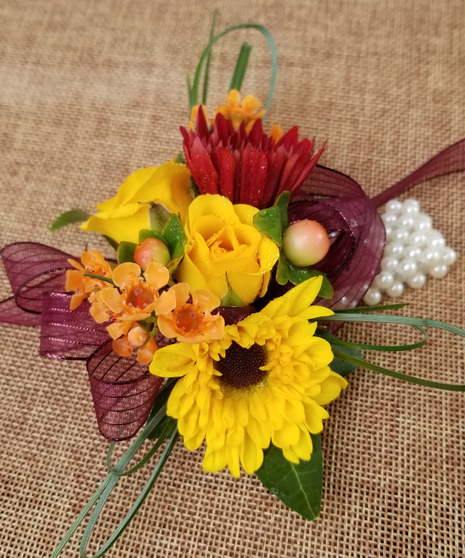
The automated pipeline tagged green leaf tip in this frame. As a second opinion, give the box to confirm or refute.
[49,209,90,232]
[256,436,323,521]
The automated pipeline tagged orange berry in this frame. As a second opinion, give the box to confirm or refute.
[134,238,170,271]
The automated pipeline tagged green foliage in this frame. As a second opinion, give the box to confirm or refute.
[253,206,282,245]
[256,436,323,521]
[49,209,90,231]
[162,214,186,259]
[229,42,252,92]
[276,253,333,298]
[138,229,167,244]
[117,242,136,264]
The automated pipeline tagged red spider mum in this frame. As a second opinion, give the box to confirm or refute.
[180,107,325,209]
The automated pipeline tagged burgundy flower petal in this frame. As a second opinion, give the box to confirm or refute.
[181,114,323,209]
[40,292,110,360]
[87,341,163,441]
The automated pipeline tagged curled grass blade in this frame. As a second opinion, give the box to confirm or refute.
[79,424,179,558]
[317,325,428,352]
[333,349,465,391]
[190,23,277,114]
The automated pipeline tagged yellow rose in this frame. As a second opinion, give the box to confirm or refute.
[175,194,280,304]
[81,162,192,244]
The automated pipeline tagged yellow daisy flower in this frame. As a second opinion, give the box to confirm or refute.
[150,276,348,477]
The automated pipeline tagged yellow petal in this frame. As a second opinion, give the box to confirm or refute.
[150,343,198,378]
[81,203,151,244]
[97,163,192,223]
[240,434,264,474]
[312,371,348,405]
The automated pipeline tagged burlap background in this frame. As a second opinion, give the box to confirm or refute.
[1,0,464,556]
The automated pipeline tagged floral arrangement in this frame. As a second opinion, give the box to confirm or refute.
[1,22,465,558]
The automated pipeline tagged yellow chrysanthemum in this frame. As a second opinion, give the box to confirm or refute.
[150,276,348,477]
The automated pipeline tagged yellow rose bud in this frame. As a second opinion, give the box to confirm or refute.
[81,162,192,244]
[175,194,280,304]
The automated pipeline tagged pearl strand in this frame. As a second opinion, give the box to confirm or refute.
[363,198,457,306]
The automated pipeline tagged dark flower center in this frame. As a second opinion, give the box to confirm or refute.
[216,342,268,389]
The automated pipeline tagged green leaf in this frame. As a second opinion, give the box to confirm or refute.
[317,330,363,378]
[253,206,282,245]
[117,242,137,264]
[229,42,252,91]
[103,235,119,251]
[149,203,172,234]
[220,276,247,307]
[138,228,167,244]
[162,214,186,259]
[174,152,186,165]
[256,436,323,521]
[276,254,333,298]
[49,209,90,231]
[274,191,290,230]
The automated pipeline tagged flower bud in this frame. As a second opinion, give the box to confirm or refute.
[134,238,170,270]
[283,220,330,267]
[128,325,149,348]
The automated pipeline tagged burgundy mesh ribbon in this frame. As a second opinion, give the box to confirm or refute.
[87,341,163,441]
[371,137,465,208]
[40,292,110,360]
[0,242,74,320]
[290,166,385,310]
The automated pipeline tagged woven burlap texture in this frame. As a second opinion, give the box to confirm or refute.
[1,0,464,556]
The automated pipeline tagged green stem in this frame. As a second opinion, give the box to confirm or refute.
[83,273,115,286]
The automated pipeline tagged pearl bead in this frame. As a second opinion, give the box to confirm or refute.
[412,214,432,232]
[397,259,418,280]
[382,213,398,226]
[385,199,403,214]
[384,242,405,258]
[420,247,442,266]
[397,215,414,230]
[381,256,399,272]
[403,245,422,260]
[426,230,446,248]
[386,281,404,298]
[429,264,448,279]
[384,225,393,240]
[401,199,420,215]
[409,232,428,247]
[390,228,410,243]
[441,247,457,266]
[372,271,394,290]
[407,273,426,289]
[363,288,382,306]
